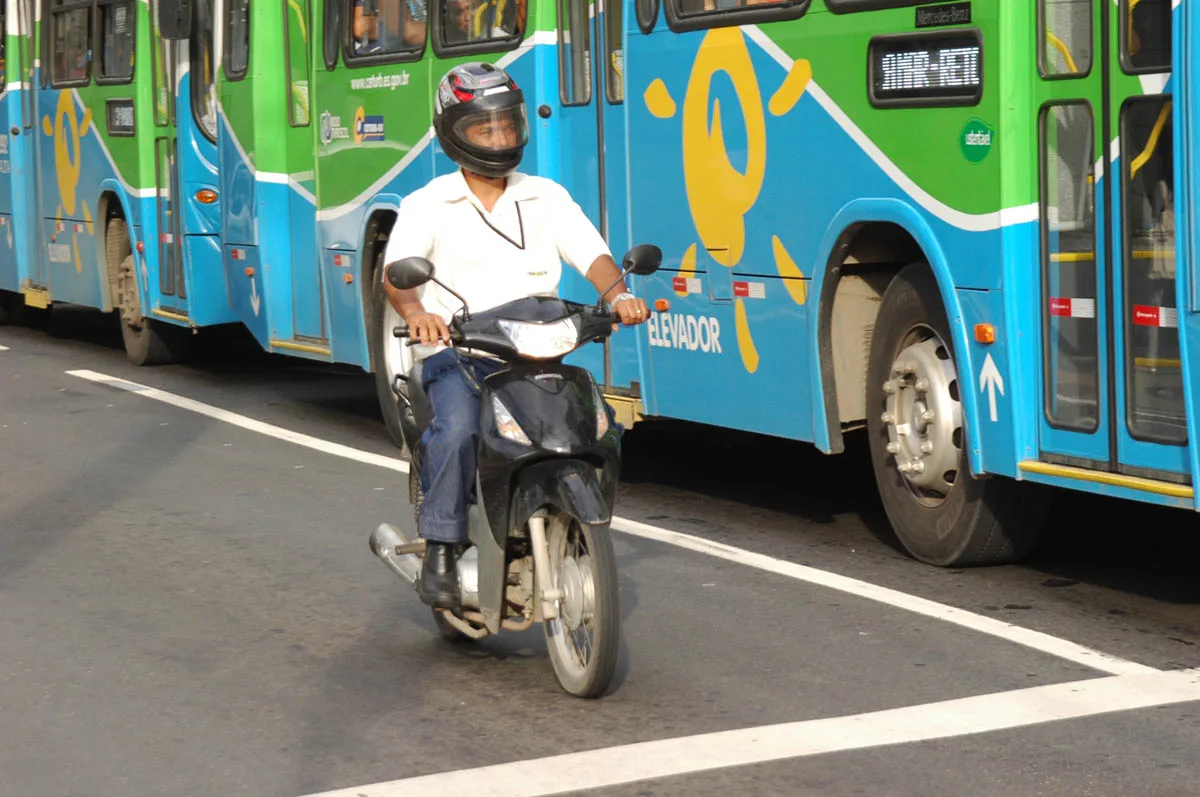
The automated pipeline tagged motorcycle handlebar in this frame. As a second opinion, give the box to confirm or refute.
[392,310,624,347]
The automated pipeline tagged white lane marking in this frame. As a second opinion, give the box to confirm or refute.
[0,344,9,351]
[299,668,1200,797]
[65,370,408,474]
[66,369,1155,677]
[613,518,1156,677]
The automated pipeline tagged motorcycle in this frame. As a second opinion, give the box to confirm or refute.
[368,244,662,698]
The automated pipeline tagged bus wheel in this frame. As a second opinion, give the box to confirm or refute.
[115,252,188,366]
[865,263,1049,567]
[0,290,22,325]
[371,273,409,450]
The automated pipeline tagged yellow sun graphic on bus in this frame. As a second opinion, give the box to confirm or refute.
[43,91,95,273]
[643,28,810,374]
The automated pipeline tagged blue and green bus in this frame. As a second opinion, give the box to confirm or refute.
[0,0,1194,569]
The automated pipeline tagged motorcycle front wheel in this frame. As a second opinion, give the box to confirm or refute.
[542,512,620,698]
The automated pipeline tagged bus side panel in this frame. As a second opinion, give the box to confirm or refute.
[217,107,265,344]
[38,89,112,309]
[0,90,19,293]
[287,185,322,340]
[256,179,298,343]
[623,16,1008,444]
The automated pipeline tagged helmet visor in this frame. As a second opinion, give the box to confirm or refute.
[451,105,529,153]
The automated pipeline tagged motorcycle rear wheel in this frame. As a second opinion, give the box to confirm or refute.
[543,513,620,698]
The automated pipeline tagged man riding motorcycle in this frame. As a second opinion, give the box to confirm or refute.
[381,62,650,609]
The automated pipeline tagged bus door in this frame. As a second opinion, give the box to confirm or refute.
[170,0,231,327]
[20,0,46,292]
[280,0,322,342]
[150,12,188,319]
[555,0,637,391]
[1036,0,1188,488]
[0,1,19,291]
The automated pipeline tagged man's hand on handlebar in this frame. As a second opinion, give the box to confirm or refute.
[612,297,650,330]
[405,311,451,345]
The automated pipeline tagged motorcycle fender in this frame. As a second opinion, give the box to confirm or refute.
[514,459,611,528]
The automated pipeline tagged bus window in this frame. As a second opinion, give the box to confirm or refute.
[97,0,135,82]
[437,0,525,48]
[193,0,218,141]
[225,0,250,79]
[605,0,622,102]
[1040,0,1092,77]
[0,4,6,85]
[672,0,803,19]
[1121,97,1183,442]
[558,0,590,105]
[1040,101,1100,431]
[1121,0,1171,73]
[349,0,425,59]
[50,0,91,86]
[285,0,312,125]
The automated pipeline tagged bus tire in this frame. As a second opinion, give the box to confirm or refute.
[108,217,188,366]
[865,263,1049,567]
[370,258,408,451]
[0,290,22,325]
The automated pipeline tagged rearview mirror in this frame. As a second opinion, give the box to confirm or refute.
[622,244,662,276]
[158,0,193,39]
[386,257,435,291]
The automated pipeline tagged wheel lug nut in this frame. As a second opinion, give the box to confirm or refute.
[883,380,897,394]
[886,442,900,454]
[921,441,934,453]
[922,409,935,422]
[910,461,926,474]
[915,378,930,392]
[881,412,895,424]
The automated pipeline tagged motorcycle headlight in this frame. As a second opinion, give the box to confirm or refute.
[492,395,531,445]
[497,318,578,359]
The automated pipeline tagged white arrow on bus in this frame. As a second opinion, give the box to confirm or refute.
[978,352,1004,422]
[249,277,261,317]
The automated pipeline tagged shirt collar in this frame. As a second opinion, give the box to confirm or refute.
[436,169,538,207]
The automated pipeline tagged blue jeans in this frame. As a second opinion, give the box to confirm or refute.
[417,349,506,544]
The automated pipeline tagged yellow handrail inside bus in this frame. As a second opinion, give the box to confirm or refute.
[1045,30,1080,74]
[1130,102,1171,179]
[1129,0,1142,56]
[288,0,310,42]
[1050,252,1095,262]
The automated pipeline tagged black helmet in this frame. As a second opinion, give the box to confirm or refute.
[433,62,529,178]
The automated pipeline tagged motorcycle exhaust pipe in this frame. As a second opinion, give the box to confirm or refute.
[369,523,422,587]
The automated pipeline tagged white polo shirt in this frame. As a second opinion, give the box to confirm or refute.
[382,170,612,331]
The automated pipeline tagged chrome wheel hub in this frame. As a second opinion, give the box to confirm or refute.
[558,554,594,629]
[881,333,962,505]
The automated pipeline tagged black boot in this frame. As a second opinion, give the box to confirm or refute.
[418,541,460,610]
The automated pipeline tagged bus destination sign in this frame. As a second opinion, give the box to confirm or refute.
[869,30,982,108]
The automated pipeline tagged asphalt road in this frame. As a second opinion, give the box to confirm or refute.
[2,306,1200,797]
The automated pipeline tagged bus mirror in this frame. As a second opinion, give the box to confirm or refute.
[158,0,193,40]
